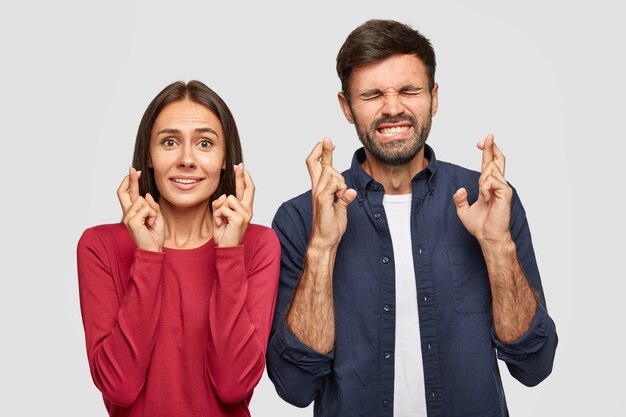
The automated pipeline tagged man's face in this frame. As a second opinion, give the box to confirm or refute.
[339,54,438,166]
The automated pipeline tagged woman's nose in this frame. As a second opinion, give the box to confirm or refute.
[177,145,197,168]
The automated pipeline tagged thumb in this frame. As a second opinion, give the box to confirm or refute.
[453,188,470,214]
[336,188,357,209]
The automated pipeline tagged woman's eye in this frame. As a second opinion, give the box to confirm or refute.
[161,138,177,147]
[198,140,213,149]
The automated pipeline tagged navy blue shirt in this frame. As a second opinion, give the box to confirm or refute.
[267,146,557,417]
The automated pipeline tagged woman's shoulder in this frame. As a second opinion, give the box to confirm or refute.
[78,223,133,252]
[242,223,280,252]
[244,223,278,241]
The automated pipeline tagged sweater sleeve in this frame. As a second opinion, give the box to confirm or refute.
[77,227,164,406]
[206,227,281,404]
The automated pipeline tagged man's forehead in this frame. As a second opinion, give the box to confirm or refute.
[350,54,428,91]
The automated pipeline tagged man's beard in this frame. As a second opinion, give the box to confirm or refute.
[354,112,432,167]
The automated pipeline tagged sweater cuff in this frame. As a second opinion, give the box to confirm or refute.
[214,244,245,257]
[134,248,165,262]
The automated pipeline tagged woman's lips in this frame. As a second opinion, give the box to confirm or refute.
[170,177,204,190]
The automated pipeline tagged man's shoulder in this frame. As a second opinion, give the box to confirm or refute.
[275,189,313,217]
[271,189,314,240]
[436,159,481,181]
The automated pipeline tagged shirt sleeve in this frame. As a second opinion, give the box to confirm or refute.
[491,189,558,386]
[266,201,334,408]
[76,227,164,406]
[206,227,281,404]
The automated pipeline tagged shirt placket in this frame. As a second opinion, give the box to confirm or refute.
[364,181,396,415]
[411,178,445,416]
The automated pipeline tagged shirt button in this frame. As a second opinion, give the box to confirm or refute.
[384,351,391,359]
[374,213,381,219]
[383,304,390,312]
[382,256,389,264]
[382,400,390,408]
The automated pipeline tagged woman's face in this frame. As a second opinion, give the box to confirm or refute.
[149,98,225,209]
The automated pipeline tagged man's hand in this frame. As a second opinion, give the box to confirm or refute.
[453,134,513,245]
[306,137,357,249]
[453,134,537,342]
[285,138,357,354]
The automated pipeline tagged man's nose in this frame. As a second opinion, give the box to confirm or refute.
[381,91,405,117]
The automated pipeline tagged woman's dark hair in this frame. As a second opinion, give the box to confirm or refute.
[132,80,242,205]
[336,19,437,100]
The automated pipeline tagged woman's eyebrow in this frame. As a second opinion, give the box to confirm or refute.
[156,127,218,137]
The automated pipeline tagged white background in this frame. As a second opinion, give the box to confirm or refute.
[1,0,623,416]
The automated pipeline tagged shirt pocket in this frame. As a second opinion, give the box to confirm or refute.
[448,246,492,313]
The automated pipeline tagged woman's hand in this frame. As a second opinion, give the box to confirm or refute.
[211,163,254,247]
[117,167,165,252]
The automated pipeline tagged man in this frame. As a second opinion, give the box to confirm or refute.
[266,19,557,417]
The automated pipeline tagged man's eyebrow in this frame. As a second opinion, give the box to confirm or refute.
[359,88,384,97]
[399,85,423,92]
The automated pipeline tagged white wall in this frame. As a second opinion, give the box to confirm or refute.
[1,0,623,415]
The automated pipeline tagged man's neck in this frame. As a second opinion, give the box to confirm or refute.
[360,148,429,195]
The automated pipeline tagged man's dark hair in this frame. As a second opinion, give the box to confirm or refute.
[132,80,243,205]
[336,19,436,99]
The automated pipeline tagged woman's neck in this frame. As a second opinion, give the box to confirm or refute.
[159,200,213,249]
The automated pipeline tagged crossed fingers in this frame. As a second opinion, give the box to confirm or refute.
[117,167,142,213]
[477,134,511,201]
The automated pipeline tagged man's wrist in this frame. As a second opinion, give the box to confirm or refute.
[479,234,516,263]
[305,241,338,269]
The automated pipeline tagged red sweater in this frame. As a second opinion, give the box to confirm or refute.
[77,223,280,417]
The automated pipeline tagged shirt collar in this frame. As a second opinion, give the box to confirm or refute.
[349,144,438,195]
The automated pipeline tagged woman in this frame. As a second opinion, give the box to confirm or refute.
[77,80,280,416]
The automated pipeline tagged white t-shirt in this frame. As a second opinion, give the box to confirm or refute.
[383,193,427,417]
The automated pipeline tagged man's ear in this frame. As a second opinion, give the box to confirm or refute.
[338,92,355,124]
[430,83,439,117]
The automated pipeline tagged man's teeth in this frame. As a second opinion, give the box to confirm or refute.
[379,126,409,136]
[173,178,199,184]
